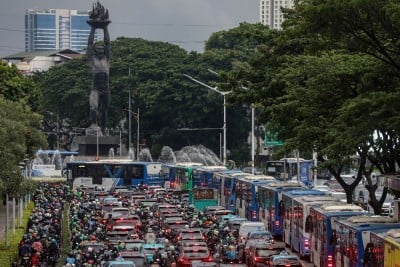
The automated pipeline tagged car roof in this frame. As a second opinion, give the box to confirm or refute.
[143,244,164,248]
[183,246,209,252]
[271,255,301,264]
[249,230,271,235]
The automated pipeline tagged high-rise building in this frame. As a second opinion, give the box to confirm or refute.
[25,9,91,52]
[259,0,294,30]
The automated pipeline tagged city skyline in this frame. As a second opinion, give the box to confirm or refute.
[0,0,259,57]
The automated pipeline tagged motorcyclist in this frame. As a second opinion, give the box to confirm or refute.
[153,248,162,262]
[65,253,76,265]
[145,228,156,244]
[225,244,237,262]
[48,239,59,259]
[30,251,40,267]
[18,241,32,265]
[32,238,43,253]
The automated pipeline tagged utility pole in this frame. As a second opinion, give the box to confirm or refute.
[128,67,132,154]
[136,108,140,159]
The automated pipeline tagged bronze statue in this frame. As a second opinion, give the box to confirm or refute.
[87,1,111,135]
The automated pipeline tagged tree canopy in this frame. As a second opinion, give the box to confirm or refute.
[0,62,47,197]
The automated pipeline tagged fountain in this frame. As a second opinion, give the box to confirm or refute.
[128,148,135,160]
[157,145,222,166]
[50,150,63,170]
[33,149,49,165]
[138,148,153,162]
[174,150,192,163]
[31,150,62,177]
[108,148,115,159]
[158,146,177,163]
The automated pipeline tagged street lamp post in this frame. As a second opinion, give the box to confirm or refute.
[126,108,140,160]
[251,105,255,175]
[241,85,256,176]
[183,74,231,165]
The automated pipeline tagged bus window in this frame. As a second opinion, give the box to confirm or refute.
[124,166,133,185]
[132,165,143,178]
[73,164,88,177]
[349,230,358,263]
[88,164,104,184]
[363,243,375,266]
[329,229,337,246]
[278,200,284,216]
[305,215,313,233]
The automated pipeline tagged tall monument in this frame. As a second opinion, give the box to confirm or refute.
[71,1,121,157]
[86,1,111,136]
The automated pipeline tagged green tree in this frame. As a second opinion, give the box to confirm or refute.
[293,0,400,71]
[0,96,46,197]
[0,61,42,111]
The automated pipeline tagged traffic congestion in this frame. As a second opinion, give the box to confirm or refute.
[14,159,400,267]
[65,183,296,267]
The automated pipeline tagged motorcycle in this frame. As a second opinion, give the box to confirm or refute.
[20,253,31,267]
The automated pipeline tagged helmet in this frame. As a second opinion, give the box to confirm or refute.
[148,228,153,233]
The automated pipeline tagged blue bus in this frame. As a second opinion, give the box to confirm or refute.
[65,159,165,191]
[193,165,228,188]
[235,174,276,221]
[291,195,341,258]
[257,182,306,239]
[266,158,314,187]
[333,215,400,267]
[309,203,368,267]
[215,170,244,211]
[281,189,327,247]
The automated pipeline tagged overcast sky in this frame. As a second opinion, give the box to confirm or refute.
[0,0,259,57]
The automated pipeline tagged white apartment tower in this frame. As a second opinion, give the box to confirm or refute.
[260,0,294,30]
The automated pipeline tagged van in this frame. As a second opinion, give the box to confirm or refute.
[238,222,266,243]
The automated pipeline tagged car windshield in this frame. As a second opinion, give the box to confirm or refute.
[125,243,143,250]
[183,248,209,258]
[113,222,136,227]
[144,247,164,253]
[256,249,279,257]
[273,257,301,266]
[140,200,157,207]
[167,221,188,229]
[182,241,207,247]
[102,204,121,212]
[250,232,272,239]
[181,233,204,240]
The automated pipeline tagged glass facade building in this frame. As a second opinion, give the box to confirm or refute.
[25,9,92,52]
